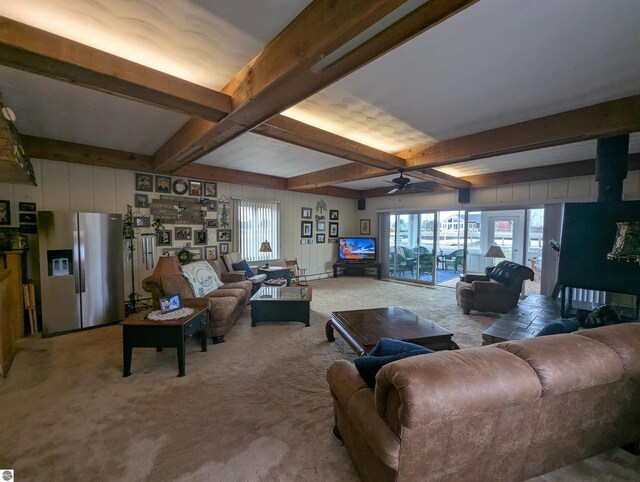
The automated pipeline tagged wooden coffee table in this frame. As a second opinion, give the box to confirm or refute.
[121,300,208,377]
[326,306,457,355]
[250,286,312,326]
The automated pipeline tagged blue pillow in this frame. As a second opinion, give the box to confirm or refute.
[355,346,434,388]
[536,317,580,337]
[232,259,254,278]
[369,338,429,357]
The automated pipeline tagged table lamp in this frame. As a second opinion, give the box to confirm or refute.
[259,240,272,267]
[484,245,506,273]
[153,255,181,275]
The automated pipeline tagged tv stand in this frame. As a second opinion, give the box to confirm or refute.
[333,261,381,279]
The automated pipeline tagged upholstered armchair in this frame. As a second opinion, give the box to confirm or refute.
[455,261,534,314]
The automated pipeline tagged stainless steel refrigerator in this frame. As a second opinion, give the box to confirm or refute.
[38,211,125,336]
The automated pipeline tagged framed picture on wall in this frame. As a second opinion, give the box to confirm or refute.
[329,209,339,220]
[360,219,371,235]
[155,175,171,193]
[134,193,149,208]
[217,229,232,242]
[135,173,153,192]
[204,182,217,197]
[175,226,192,241]
[316,220,325,231]
[189,180,202,197]
[205,246,218,260]
[316,233,325,243]
[19,202,36,212]
[194,229,208,245]
[19,213,36,224]
[207,200,218,212]
[0,200,9,225]
[219,242,229,254]
[329,222,339,237]
[301,221,313,238]
[157,230,172,246]
[133,216,150,228]
[206,219,218,228]
[301,207,312,219]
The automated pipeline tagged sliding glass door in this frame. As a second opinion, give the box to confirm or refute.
[387,212,436,284]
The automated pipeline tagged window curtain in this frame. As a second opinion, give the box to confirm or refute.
[233,198,280,262]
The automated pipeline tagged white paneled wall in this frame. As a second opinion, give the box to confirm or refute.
[1,159,357,302]
[2,160,639,301]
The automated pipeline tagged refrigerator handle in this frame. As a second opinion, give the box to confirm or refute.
[79,228,86,293]
[74,229,81,294]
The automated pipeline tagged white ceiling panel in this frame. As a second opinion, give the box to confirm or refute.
[286,0,640,151]
[195,132,352,178]
[1,0,311,90]
[1,66,189,155]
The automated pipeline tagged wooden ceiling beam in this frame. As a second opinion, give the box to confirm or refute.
[408,168,470,188]
[253,115,405,170]
[399,95,640,169]
[287,163,387,190]
[0,17,231,121]
[22,135,153,171]
[152,0,479,173]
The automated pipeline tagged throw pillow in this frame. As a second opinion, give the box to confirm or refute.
[369,337,430,357]
[355,349,433,388]
[181,261,224,297]
[232,259,255,279]
[487,260,525,286]
[536,317,580,336]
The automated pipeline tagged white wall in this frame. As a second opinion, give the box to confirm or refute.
[0,159,358,301]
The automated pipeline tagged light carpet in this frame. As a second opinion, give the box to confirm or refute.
[0,277,638,481]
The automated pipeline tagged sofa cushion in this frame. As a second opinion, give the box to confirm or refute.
[232,259,255,279]
[369,338,430,357]
[181,261,224,297]
[355,348,433,388]
[208,296,239,324]
[536,317,580,337]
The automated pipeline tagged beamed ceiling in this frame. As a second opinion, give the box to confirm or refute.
[1,0,640,199]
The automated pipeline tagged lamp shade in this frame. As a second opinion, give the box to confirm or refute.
[153,255,181,276]
[484,245,506,258]
[259,240,272,253]
[607,221,640,264]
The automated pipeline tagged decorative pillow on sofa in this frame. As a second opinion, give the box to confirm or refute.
[536,317,580,336]
[355,338,434,388]
[181,261,224,297]
[232,259,255,279]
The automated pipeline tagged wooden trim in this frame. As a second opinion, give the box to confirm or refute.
[23,136,153,171]
[400,95,640,168]
[299,186,361,199]
[408,169,470,188]
[152,0,478,172]
[174,164,287,191]
[0,17,231,121]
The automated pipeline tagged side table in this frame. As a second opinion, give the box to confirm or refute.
[258,266,291,286]
[121,301,208,377]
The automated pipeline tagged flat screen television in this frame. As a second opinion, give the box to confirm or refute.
[338,237,377,262]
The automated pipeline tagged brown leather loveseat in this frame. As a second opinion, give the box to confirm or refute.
[142,257,252,343]
[327,322,640,482]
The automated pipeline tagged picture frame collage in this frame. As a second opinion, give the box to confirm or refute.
[135,172,227,261]
[300,206,339,245]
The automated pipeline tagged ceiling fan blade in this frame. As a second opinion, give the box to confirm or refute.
[387,187,400,194]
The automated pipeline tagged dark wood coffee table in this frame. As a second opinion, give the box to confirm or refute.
[326,306,457,355]
[250,286,312,326]
[121,300,208,377]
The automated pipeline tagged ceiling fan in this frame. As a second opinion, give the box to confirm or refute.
[385,169,436,194]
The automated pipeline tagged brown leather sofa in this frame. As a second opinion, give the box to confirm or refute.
[142,258,252,343]
[456,261,534,314]
[327,323,640,482]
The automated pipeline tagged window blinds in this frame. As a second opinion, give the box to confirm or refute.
[234,198,280,262]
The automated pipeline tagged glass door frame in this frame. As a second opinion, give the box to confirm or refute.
[387,211,437,285]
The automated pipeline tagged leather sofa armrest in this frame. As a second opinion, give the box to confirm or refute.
[462,273,489,283]
[221,271,247,283]
[327,360,370,405]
